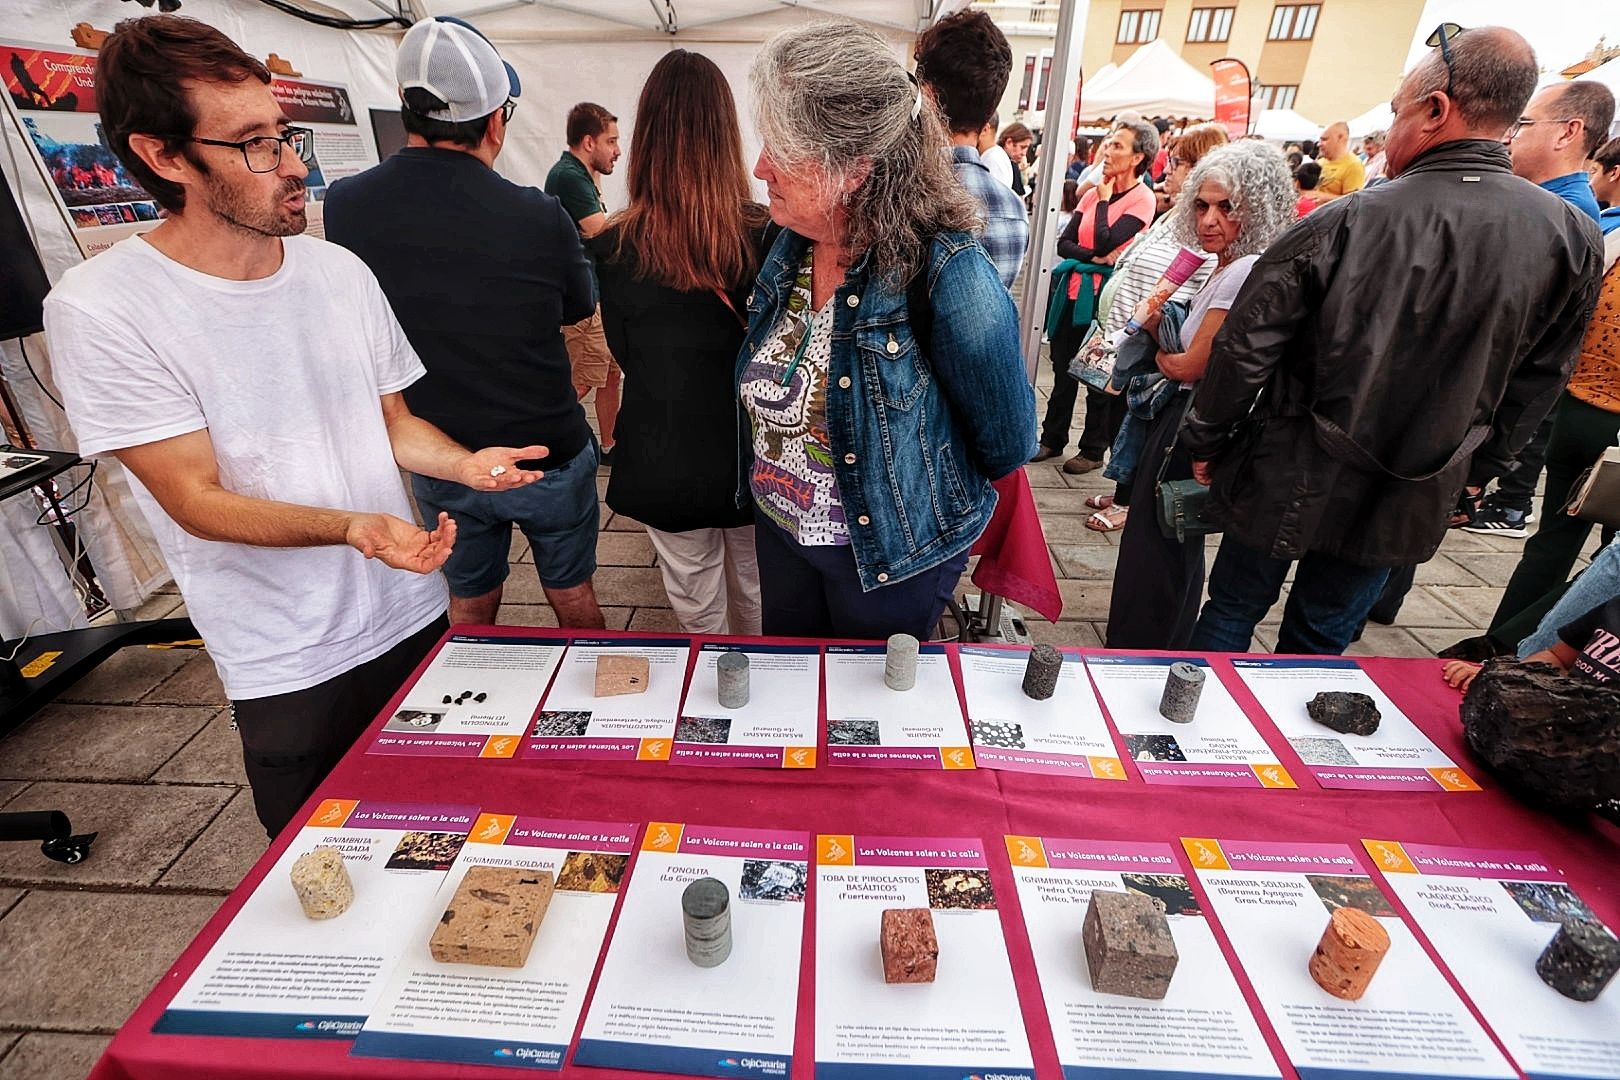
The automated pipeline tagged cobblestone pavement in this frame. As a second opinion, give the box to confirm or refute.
[0,373,1595,1080]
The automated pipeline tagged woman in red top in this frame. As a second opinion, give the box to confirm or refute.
[1033,118,1160,474]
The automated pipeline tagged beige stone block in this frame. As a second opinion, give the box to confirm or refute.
[429,867,555,968]
[595,654,650,697]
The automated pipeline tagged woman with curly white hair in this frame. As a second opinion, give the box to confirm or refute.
[1106,140,1298,649]
[738,21,1036,639]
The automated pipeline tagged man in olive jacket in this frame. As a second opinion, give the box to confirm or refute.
[1184,26,1605,655]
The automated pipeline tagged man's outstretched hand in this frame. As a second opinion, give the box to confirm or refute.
[347,511,457,573]
[459,445,548,491]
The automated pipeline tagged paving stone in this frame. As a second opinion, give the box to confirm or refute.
[1049,542,1119,579]
[140,651,226,707]
[510,531,531,564]
[0,889,22,919]
[1021,464,1071,488]
[0,1031,17,1062]
[1251,627,1278,652]
[1409,627,1480,655]
[0,783,28,808]
[593,567,672,607]
[151,709,247,786]
[1375,587,1476,630]
[1026,619,1103,648]
[1055,580,1115,620]
[1345,626,1434,659]
[0,891,222,1032]
[627,608,683,633]
[1427,585,1507,628]
[497,567,549,604]
[597,532,657,567]
[603,511,646,533]
[495,604,559,628]
[1032,486,1087,516]
[0,1032,113,1080]
[158,788,267,892]
[0,705,216,783]
[1453,552,1527,587]
[128,593,184,621]
[0,783,230,888]
[1413,555,1493,588]
[55,647,189,705]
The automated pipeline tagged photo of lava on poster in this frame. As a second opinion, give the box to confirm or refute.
[2,39,378,255]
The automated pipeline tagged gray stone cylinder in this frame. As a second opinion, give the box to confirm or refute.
[884,634,919,691]
[682,877,733,968]
[1158,662,1205,724]
[1022,644,1063,700]
[716,651,750,709]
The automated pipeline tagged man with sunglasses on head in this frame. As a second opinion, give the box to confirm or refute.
[325,18,604,633]
[1182,25,1604,657]
[44,16,548,839]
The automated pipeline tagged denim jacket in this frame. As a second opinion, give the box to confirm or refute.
[736,228,1036,590]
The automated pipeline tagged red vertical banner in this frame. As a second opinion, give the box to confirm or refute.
[1035,55,1053,111]
[1210,58,1252,139]
[1018,56,1036,112]
[1070,70,1086,140]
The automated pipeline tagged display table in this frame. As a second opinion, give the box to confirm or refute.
[88,629,1619,1080]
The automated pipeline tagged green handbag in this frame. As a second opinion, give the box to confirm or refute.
[1155,393,1220,543]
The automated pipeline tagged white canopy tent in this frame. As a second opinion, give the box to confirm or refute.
[1079,39,1215,121]
[1251,107,1322,142]
[1347,102,1392,138]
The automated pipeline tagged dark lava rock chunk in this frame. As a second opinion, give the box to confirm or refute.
[1462,660,1620,810]
[1307,691,1381,736]
[1536,919,1620,1002]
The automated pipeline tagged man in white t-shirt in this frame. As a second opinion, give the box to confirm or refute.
[44,15,549,837]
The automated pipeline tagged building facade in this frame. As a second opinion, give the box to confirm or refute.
[977,0,1425,135]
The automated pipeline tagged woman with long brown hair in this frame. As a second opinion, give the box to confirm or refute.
[593,50,771,634]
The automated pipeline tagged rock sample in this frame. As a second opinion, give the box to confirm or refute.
[1158,662,1205,724]
[1022,644,1063,701]
[885,634,919,691]
[1082,889,1179,999]
[1536,919,1619,1001]
[429,866,555,967]
[290,847,353,920]
[1308,907,1390,1000]
[682,877,732,968]
[1307,691,1381,736]
[717,651,750,709]
[595,653,650,697]
[1461,659,1620,810]
[880,907,938,983]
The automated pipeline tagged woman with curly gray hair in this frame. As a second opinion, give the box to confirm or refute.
[738,20,1036,640]
[1106,140,1297,649]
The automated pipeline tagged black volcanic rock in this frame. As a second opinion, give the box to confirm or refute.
[1461,660,1620,810]
[1307,691,1381,736]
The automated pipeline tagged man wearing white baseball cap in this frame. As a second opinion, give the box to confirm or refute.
[326,17,607,632]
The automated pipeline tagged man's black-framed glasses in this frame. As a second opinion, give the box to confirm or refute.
[1426,22,1464,98]
[178,127,313,173]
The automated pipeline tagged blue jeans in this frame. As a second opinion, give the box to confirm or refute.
[1192,538,1392,655]
[1518,537,1620,657]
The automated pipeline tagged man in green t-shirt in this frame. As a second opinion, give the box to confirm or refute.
[545,102,622,464]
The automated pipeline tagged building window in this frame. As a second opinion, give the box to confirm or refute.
[1117,9,1162,45]
[1268,4,1320,41]
[1187,7,1234,43]
[1258,84,1299,110]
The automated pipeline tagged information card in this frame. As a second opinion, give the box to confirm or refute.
[369,634,565,758]
[521,638,689,762]
[672,643,819,768]
[575,822,809,1079]
[1005,836,1280,1080]
[1230,659,1479,792]
[351,815,637,1070]
[1085,655,1294,788]
[1365,840,1620,1080]
[958,645,1125,780]
[822,645,974,769]
[1185,838,1515,1080]
[813,834,1034,1080]
[154,799,476,1039]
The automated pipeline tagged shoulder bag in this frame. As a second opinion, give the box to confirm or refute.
[1155,392,1220,543]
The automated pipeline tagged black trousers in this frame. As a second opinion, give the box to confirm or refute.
[233,613,448,838]
[1491,414,1554,513]
[1106,393,1205,649]
[1038,325,1086,453]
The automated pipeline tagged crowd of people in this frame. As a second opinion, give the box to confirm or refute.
[34,10,1620,833]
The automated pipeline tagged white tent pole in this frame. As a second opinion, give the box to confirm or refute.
[1019,0,1089,381]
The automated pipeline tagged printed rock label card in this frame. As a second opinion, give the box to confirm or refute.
[673,643,819,768]
[823,645,974,770]
[959,645,1125,780]
[521,638,689,762]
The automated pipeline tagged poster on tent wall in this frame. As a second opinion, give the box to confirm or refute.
[0,39,377,256]
[1211,58,1252,139]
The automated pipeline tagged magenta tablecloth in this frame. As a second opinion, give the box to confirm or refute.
[89,630,1620,1080]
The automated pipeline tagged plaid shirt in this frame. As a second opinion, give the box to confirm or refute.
[951,145,1029,290]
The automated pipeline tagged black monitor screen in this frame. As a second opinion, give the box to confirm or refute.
[370,108,407,161]
[0,169,50,340]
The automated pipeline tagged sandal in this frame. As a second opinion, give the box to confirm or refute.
[1083,494,1115,511]
[1084,505,1129,532]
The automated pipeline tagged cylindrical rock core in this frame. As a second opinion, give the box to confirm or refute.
[716,651,750,709]
[1158,661,1205,724]
[1022,644,1063,701]
[290,847,353,920]
[682,877,733,968]
[884,634,919,691]
[1308,906,1391,1000]
[1536,919,1620,1002]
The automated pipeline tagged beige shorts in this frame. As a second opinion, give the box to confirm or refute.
[564,306,620,389]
